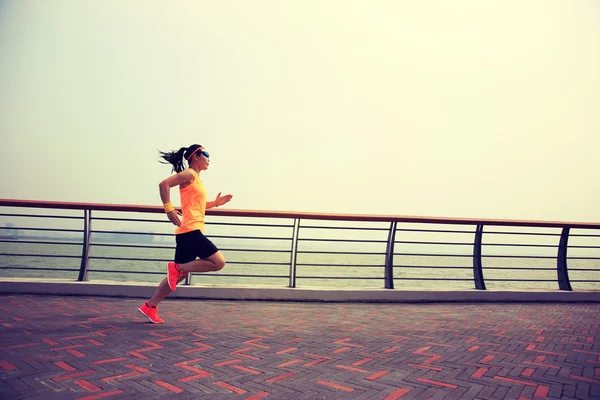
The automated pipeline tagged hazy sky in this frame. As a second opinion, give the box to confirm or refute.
[1,1,598,222]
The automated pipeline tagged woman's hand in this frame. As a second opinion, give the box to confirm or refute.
[214,192,233,207]
[166,210,182,226]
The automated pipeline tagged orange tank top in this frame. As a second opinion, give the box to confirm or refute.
[175,169,207,234]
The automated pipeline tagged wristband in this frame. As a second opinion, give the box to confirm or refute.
[163,202,175,213]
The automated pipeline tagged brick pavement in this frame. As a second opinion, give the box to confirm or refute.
[0,295,599,399]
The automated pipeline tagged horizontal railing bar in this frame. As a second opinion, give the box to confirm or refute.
[0,227,83,233]
[2,198,600,229]
[90,257,169,262]
[568,268,600,271]
[300,226,388,231]
[206,222,294,228]
[296,263,383,267]
[568,245,600,249]
[297,251,386,255]
[484,243,559,248]
[192,274,288,278]
[219,248,290,253]
[91,243,290,254]
[296,276,382,280]
[92,217,170,223]
[393,265,472,269]
[88,269,164,275]
[481,255,556,259]
[208,235,292,241]
[564,257,600,260]
[91,243,174,250]
[393,277,472,281]
[92,231,293,242]
[395,228,474,234]
[394,253,472,257]
[91,230,158,236]
[395,240,472,245]
[88,269,289,279]
[484,231,561,237]
[183,274,287,278]
[570,234,600,238]
[0,213,83,220]
[298,238,387,243]
[0,253,81,258]
[485,279,558,282]
[0,240,82,246]
[571,280,600,282]
[0,266,79,272]
[483,267,556,270]
[92,216,294,228]
[89,256,290,266]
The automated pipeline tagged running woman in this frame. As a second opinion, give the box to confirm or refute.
[138,144,232,323]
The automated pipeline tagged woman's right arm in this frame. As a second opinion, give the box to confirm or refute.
[159,170,194,226]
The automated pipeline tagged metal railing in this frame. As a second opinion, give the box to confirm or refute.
[1,199,599,290]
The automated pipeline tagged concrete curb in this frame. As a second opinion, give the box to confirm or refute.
[1,279,599,303]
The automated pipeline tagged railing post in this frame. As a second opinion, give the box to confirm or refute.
[473,224,486,290]
[78,209,91,281]
[289,218,300,288]
[557,227,572,291]
[384,222,397,289]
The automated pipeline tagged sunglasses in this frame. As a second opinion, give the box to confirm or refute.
[187,147,210,160]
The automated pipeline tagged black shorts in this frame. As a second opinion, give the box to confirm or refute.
[174,230,219,264]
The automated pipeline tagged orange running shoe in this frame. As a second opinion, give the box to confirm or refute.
[167,262,184,292]
[138,302,164,324]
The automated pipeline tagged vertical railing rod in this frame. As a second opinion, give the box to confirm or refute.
[384,221,397,289]
[473,224,486,290]
[557,227,572,291]
[289,218,300,288]
[78,209,91,281]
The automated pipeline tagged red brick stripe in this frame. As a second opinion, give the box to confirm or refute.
[276,347,297,354]
[493,376,536,387]
[277,359,303,367]
[337,364,368,373]
[569,375,600,384]
[54,370,96,381]
[383,388,410,400]
[74,380,101,392]
[214,359,242,367]
[408,363,443,371]
[245,393,270,400]
[214,381,247,394]
[521,368,535,377]
[154,380,184,393]
[366,370,389,381]
[76,390,124,400]
[54,361,77,371]
[92,358,126,365]
[0,361,17,371]
[416,378,457,389]
[266,372,295,383]
[534,385,550,398]
[233,365,262,375]
[317,380,354,392]
[353,358,372,366]
[332,347,351,354]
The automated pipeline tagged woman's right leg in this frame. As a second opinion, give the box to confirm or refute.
[178,251,226,274]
